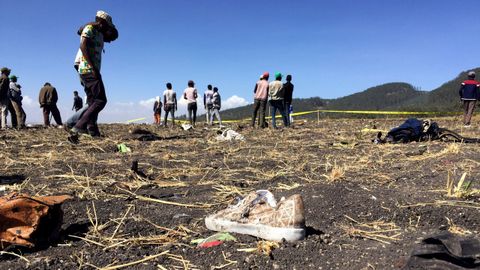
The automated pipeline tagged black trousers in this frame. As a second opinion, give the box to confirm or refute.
[187,102,197,125]
[75,73,107,131]
[164,104,175,126]
[251,99,267,128]
[42,104,62,126]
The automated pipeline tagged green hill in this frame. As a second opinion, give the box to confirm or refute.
[216,68,477,120]
[326,82,426,110]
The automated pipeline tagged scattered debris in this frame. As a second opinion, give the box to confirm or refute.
[0,192,71,250]
[181,124,193,131]
[117,143,131,153]
[192,232,237,248]
[215,129,245,141]
[402,231,480,269]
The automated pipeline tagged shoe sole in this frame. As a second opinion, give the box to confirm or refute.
[205,216,305,242]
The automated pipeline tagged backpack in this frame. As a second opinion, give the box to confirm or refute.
[384,118,440,143]
[9,88,22,103]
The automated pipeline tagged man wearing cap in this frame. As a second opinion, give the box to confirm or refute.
[268,72,288,129]
[459,71,480,127]
[252,72,269,128]
[9,75,26,128]
[0,67,11,129]
[72,10,118,137]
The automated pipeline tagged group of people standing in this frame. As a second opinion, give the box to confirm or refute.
[252,72,294,129]
[152,81,222,128]
[0,68,26,129]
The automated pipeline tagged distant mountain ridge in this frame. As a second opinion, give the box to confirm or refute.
[218,68,478,119]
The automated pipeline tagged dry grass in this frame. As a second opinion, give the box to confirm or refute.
[342,215,402,244]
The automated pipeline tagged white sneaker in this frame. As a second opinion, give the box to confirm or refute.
[205,190,306,242]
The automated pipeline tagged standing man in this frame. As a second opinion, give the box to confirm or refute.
[72,10,118,137]
[9,75,26,128]
[283,74,294,126]
[269,72,288,129]
[183,80,198,127]
[210,87,222,126]
[39,82,63,127]
[153,96,162,125]
[251,72,269,128]
[72,91,83,112]
[163,82,177,127]
[0,67,11,129]
[204,84,214,125]
[459,71,480,127]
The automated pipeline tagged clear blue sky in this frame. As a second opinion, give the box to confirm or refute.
[1,0,479,122]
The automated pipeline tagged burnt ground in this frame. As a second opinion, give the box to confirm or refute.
[0,116,479,269]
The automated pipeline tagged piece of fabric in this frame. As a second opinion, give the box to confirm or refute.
[269,80,284,101]
[252,99,267,128]
[184,87,198,104]
[463,100,476,125]
[402,231,480,269]
[0,192,71,250]
[254,80,269,100]
[75,24,104,75]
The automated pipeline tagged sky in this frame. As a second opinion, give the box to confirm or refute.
[1,0,479,123]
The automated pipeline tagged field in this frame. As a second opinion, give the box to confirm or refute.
[1,117,479,269]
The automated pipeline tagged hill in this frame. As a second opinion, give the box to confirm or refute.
[326,82,426,111]
[217,68,477,120]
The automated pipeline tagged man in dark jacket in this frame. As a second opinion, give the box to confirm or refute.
[72,91,83,112]
[0,67,11,129]
[283,74,294,127]
[39,82,63,127]
[459,71,480,127]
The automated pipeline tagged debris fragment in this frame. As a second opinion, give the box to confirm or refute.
[215,129,245,141]
[0,192,71,250]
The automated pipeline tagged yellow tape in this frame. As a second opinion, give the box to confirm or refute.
[125,117,146,123]
[129,109,460,125]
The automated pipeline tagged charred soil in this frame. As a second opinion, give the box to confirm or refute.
[1,117,480,269]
